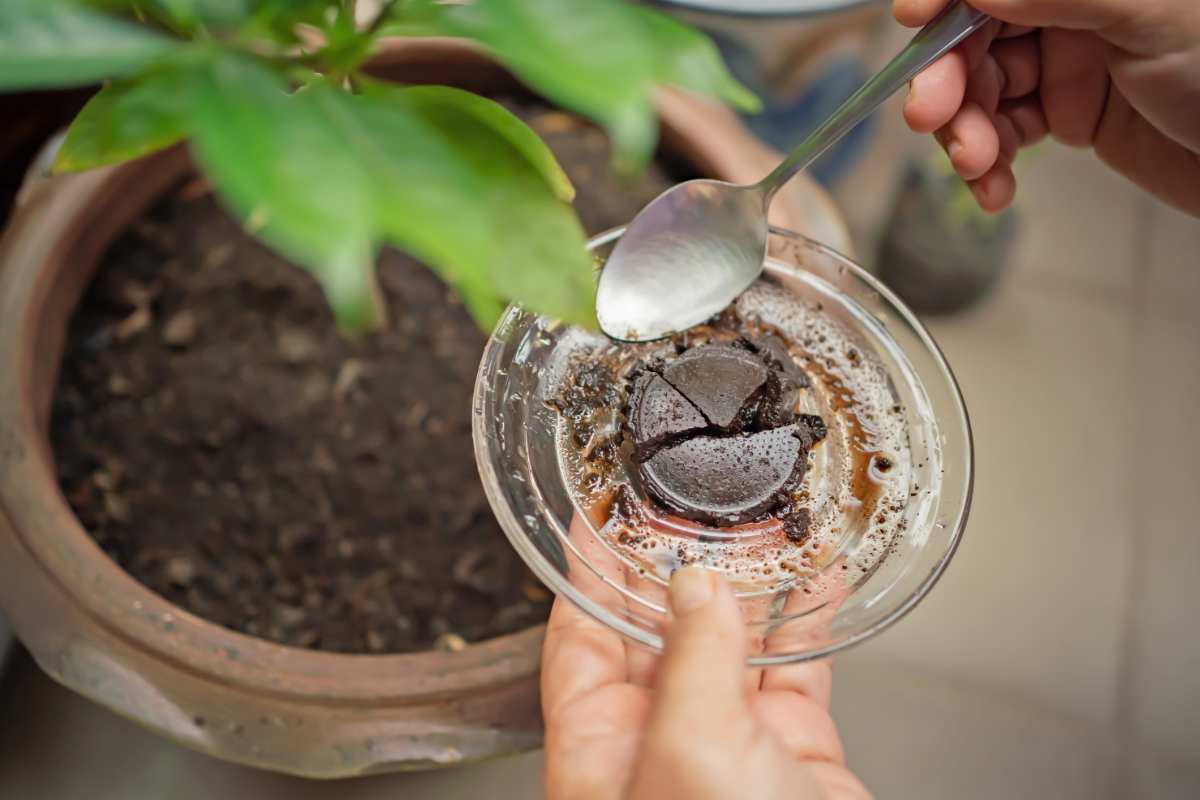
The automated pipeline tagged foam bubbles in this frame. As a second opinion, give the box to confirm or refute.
[552,257,937,597]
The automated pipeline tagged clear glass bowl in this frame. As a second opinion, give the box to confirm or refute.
[473,226,972,663]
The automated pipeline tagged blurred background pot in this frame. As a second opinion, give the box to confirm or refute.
[0,39,850,776]
[875,150,1018,315]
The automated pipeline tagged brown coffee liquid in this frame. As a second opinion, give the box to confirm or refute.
[552,276,911,594]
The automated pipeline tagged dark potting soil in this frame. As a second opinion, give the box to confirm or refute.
[50,99,681,654]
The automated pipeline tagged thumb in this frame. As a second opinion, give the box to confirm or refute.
[896,0,1138,31]
[648,566,751,738]
[968,0,1139,29]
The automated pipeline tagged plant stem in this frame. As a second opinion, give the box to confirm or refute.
[367,267,390,331]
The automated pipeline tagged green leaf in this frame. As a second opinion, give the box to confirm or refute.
[251,0,334,41]
[54,64,192,171]
[0,0,178,90]
[316,1,374,75]
[629,6,760,114]
[366,83,595,328]
[399,0,653,171]
[390,0,758,171]
[189,57,378,326]
[398,85,575,203]
[188,54,594,332]
[141,0,251,31]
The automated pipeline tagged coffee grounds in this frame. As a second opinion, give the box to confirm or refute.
[626,337,825,530]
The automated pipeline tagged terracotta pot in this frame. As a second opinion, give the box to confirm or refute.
[0,40,850,778]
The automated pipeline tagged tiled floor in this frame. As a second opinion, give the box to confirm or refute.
[2,131,1199,800]
[832,655,1124,799]
[861,271,1138,728]
[830,147,1200,799]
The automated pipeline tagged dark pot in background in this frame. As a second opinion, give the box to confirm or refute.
[875,153,1018,316]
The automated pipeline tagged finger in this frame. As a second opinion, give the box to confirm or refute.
[620,560,667,689]
[894,0,1045,35]
[542,596,627,722]
[1000,95,1050,148]
[992,34,1041,99]
[996,23,1036,39]
[994,112,1020,164]
[1039,27,1111,148]
[799,762,874,800]
[897,0,1132,37]
[993,95,1048,167]
[763,655,833,709]
[630,580,768,694]
[893,0,948,27]
[965,54,1005,115]
[938,101,1000,180]
[647,567,752,739]
[905,20,997,130]
[970,0,1129,30]
[759,577,849,704]
[540,515,629,720]
[905,49,968,133]
[622,638,661,689]
[752,691,845,764]
[957,21,1001,73]
[969,163,1017,212]
[738,592,772,695]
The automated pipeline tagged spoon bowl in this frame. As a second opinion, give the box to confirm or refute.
[594,179,767,342]
[594,2,990,342]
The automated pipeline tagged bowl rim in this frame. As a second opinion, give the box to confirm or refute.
[474,223,974,664]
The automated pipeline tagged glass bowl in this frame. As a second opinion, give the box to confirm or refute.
[473,225,972,664]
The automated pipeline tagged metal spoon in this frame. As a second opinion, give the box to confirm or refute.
[595,1,990,342]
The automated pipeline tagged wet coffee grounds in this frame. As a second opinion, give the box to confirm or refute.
[627,338,825,531]
[552,317,827,543]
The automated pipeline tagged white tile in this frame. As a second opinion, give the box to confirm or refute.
[1127,313,1200,763]
[852,278,1136,726]
[1131,753,1200,800]
[1008,145,1142,299]
[1145,200,1200,322]
[832,654,1122,800]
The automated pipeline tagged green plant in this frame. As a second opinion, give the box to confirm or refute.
[0,0,757,330]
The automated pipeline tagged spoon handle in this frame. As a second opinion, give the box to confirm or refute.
[758,1,990,199]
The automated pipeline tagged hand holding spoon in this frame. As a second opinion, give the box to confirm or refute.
[595,1,990,342]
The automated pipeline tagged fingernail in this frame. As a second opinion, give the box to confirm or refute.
[669,566,715,615]
[947,138,964,160]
